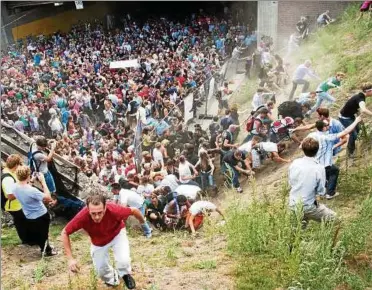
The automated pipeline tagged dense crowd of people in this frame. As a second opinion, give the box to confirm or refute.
[2,3,372,289]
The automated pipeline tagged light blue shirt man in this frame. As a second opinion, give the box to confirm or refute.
[288,156,326,209]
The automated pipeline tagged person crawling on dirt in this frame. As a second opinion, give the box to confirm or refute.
[111,183,152,238]
[49,195,85,221]
[251,88,275,111]
[251,141,291,169]
[270,116,301,145]
[239,136,261,169]
[278,100,309,120]
[306,72,345,117]
[317,10,333,27]
[295,91,317,105]
[185,201,225,236]
[288,137,337,229]
[244,108,270,143]
[146,193,167,231]
[222,149,254,193]
[61,193,145,289]
[339,82,372,157]
[163,194,191,230]
[220,109,235,130]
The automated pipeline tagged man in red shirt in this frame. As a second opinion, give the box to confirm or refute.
[61,193,146,289]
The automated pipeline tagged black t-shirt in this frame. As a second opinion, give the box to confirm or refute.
[221,130,233,151]
[340,92,366,118]
[223,150,246,167]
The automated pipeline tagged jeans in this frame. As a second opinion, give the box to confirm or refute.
[325,165,339,196]
[289,79,309,100]
[309,91,335,114]
[200,172,216,190]
[44,171,56,193]
[139,205,152,237]
[223,163,240,188]
[339,117,359,155]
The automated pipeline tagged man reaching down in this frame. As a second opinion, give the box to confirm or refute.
[61,193,148,289]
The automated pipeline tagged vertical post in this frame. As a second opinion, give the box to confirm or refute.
[257,1,278,50]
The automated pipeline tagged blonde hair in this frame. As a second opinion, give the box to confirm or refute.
[6,154,23,170]
[16,165,31,182]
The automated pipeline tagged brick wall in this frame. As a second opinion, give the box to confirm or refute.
[277,1,354,49]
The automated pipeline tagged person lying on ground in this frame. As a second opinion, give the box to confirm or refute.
[185,201,225,236]
[252,141,291,167]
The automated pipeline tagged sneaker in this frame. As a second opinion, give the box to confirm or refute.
[105,271,120,287]
[123,274,136,289]
[326,192,340,200]
[236,187,243,193]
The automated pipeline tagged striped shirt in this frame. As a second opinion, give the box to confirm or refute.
[307,131,338,167]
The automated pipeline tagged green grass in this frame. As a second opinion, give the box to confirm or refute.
[1,227,21,247]
[224,5,372,289]
[194,259,217,270]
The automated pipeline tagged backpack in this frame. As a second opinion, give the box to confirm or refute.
[1,173,16,211]
[245,106,265,132]
[27,143,42,174]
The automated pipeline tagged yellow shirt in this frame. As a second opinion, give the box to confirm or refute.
[2,169,22,212]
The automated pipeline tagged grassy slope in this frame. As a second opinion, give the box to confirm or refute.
[224,4,372,290]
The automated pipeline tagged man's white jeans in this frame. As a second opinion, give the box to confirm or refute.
[90,229,131,286]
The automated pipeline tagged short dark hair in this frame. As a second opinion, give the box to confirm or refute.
[315,120,326,131]
[301,137,319,157]
[316,108,329,118]
[86,193,106,207]
[36,136,48,147]
[176,195,187,204]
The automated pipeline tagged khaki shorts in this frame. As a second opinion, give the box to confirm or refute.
[304,203,337,222]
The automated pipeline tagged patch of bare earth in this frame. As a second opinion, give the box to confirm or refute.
[1,222,235,290]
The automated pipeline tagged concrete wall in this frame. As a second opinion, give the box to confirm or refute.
[277,1,354,49]
[257,1,279,49]
[1,1,111,43]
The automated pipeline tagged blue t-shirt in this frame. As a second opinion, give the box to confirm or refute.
[34,54,41,66]
[13,184,47,219]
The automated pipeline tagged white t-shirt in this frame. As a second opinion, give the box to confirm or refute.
[152,148,164,166]
[159,174,179,191]
[175,184,200,201]
[189,201,217,215]
[260,142,278,153]
[178,162,193,184]
[239,141,253,154]
[119,189,144,209]
[137,184,154,198]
